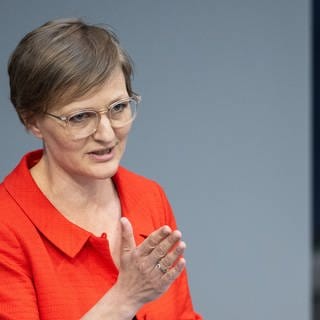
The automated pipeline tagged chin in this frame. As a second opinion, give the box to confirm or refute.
[90,161,120,180]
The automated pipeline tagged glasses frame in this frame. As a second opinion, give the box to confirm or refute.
[44,94,141,139]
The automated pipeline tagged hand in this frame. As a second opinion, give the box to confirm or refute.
[115,217,186,309]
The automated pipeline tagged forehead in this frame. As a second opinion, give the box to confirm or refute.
[52,68,128,113]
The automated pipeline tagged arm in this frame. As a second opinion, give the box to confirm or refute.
[0,224,40,320]
[154,184,203,319]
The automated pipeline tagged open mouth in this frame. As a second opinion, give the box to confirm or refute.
[91,147,113,155]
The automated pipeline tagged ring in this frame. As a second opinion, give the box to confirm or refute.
[155,263,167,274]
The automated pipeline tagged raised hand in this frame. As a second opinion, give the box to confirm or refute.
[115,217,186,309]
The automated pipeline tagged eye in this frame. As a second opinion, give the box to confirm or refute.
[68,111,96,124]
[110,102,128,114]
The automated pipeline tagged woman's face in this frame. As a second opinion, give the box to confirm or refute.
[30,67,132,181]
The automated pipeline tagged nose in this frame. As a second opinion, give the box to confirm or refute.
[92,113,116,141]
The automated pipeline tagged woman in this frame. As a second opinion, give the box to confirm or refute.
[0,18,202,319]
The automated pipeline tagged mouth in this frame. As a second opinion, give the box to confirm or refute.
[88,141,120,159]
[90,146,114,156]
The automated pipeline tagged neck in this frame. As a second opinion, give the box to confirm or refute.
[31,153,122,259]
[30,154,118,213]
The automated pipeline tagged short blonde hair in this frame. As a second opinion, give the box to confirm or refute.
[8,18,134,126]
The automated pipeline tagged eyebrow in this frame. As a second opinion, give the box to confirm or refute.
[60,95,131,115]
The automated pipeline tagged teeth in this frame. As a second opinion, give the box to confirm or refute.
[94,148,112,155]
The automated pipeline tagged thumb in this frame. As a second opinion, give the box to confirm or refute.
[120,217,136,254]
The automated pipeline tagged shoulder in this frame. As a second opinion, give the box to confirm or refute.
[0,178,40,246]
[0,182,19,214]
[0,183,33,233]
[114,166,164,193]
[114,167,177,229]
[0,183,33,262]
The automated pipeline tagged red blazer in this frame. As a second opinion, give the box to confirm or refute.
[0,150,201,319]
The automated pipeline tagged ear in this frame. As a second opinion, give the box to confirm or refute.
[27,120,44,139]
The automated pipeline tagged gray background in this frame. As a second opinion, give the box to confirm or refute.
[0,1,310,319]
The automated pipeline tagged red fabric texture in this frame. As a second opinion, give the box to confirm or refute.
[0,150,202,319]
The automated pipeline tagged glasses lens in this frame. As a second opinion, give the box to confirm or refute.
[68,111,98,139]
[66,96,139,140]
[109,98,137,128]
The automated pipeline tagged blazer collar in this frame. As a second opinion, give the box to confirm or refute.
[3,150,154,257]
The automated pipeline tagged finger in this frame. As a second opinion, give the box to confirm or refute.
[150,230,182,264]
[137,225,172,256]
[161,257,186,282]
[120,217,136,253]
[157,241,186,272]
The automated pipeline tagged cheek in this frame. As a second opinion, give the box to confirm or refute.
[115,125,132,142]
[43,130,85,153]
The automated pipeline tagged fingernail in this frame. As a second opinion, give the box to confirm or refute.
[162,225,171,235]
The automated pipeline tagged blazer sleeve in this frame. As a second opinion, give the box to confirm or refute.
[0,222,40,320]
[153,183,203,320]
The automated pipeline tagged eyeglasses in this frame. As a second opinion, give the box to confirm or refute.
[45,95,141,140]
